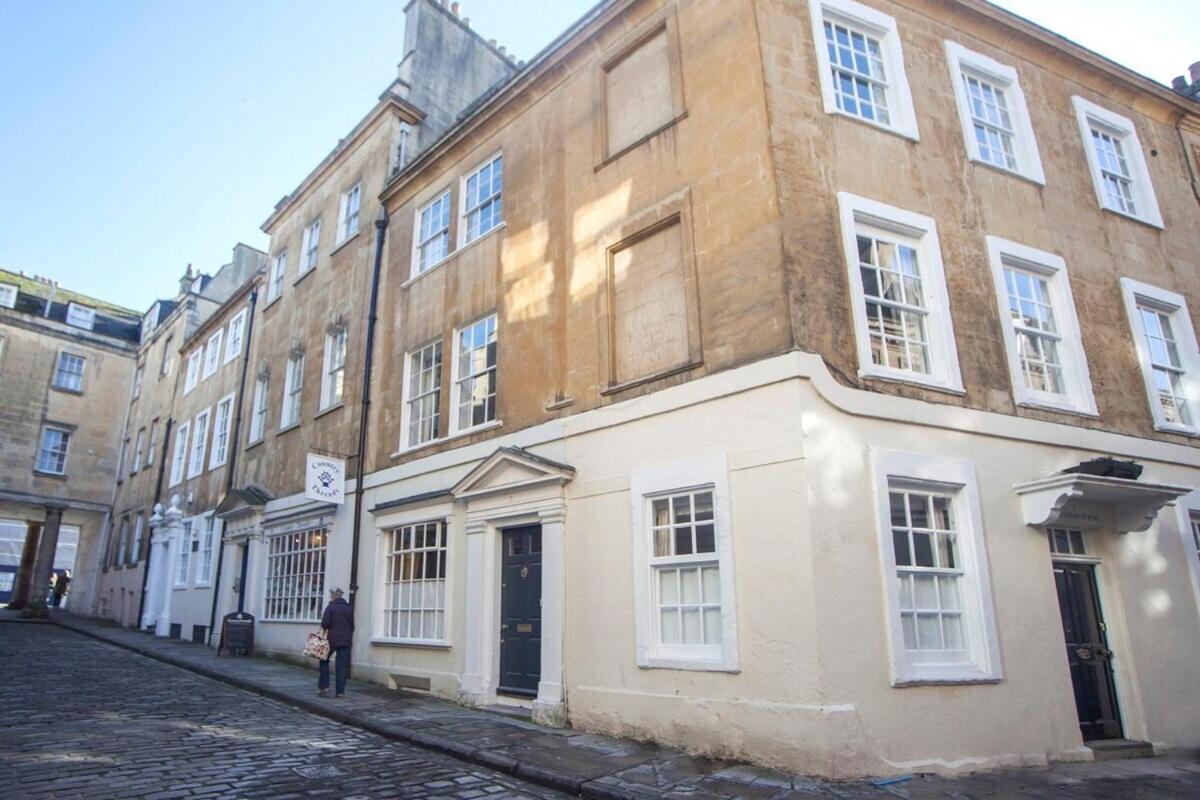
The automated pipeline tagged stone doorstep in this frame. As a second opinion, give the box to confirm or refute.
[1087,739,1157,761]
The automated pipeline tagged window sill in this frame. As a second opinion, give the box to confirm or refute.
[827,107,919,143]
[330,230,361,257]
[638,655,739,673]
[370,638,451,650]
[293,266,317,287]
[186,471,204,481]
[1015,398,1099,419]
[245,437,264,452]
[276,422,301,437]
[602,361,702,396]
[390,419,503,459]
[892,674,1003,688]
[33,470,67,480]
[50,385,84,396]
[315,402,345,421]
[968,156,1045,187]
[860,369,965,397]
[454,221,507,256]
[1099,205,1163,231]
[595,111,688,171]
[263,294,283,311]
[208,460,227,472]
[402,254,452,289]
[1153,421,1200,437]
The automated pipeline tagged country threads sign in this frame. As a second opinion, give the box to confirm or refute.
[305,454,345,504]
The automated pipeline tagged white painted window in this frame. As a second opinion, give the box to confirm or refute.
[382,521,447,642]
[1192,515,1200,567]
[202,329,223,379]
[263,527,327,622]
[1121,278,1200,434]
[146,419,158,466]
[187,409,210,479]
[268,251,287,302]
[810,0,918,140]
[414,191,452,276]
[224,309,247,364]
[281,354,304,428]
[460,155,503,246]
[631,456,738,671]
[160,336,174,377]
[169,421,189,487]
[836,193,962,392]
[183,350,202,394]
[197,515,217,585]
[65,302,95,330]
[36,426,71,475]
[248,377,268,444]
[132,364,144,399]
[210,393,235,468]
[985,237,1096,415]
[0,282,16,308]
[944,42,1043,183]
[321,328,347,410]
[403,340,442,448]
[1047,528,1087,557]
[176,520,194,587]
[1072,96,1163,228]
[337,182,361,244]
[300,218,321,274]
[52,352,85,392]
[451,314,497,433]
[870,449,1002,685]
[132,427,145,473]
[131,515,144,564]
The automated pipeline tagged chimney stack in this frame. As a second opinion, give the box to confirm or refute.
[1190,61,1200,84]
[451,1,460,16]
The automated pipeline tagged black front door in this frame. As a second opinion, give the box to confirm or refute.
[499,525,542,697]
[1053,562,1122,741]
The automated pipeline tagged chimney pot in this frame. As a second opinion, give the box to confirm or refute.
[1174,76,1188,91]
[489,38,497,48]
[451,1,460,15]
[499,46,506,55]
[463,16,469,27]
[1190,61,1200,83]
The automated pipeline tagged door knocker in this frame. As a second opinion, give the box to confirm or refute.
[520,565,530,579]
[1076,647,1092,660]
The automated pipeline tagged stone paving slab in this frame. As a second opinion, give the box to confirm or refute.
[49,612,1200,799]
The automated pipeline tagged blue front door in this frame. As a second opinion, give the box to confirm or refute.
[499,525,542,697]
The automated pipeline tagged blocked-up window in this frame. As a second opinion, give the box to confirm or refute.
[610,219,690,385]
[603,25,676,157]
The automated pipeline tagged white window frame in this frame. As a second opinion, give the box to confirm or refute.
[52,352,86,392]
[944,42,1043,184]
[210,393,235,469]
[336,182,362,245]
[458,153,504,247]
[281,354,304,429]
[169,421,189,488]
[176,520,195,588]
[630,455,739,672]
[320,329,347,410]
[809,0,919,141]
[65,302,95,330]
[299,218,321,275]
[412,190,453,278]
[401,339,443,450]
[1173,493,1200,626]
[985,237,1096,416]
[132,427,146,474]
[870,449,1002,685]
[187,409,210,479]
[131,515,144,565]
[262,527,327,622]
[160,336,174,377]
[202,329,223,379]
[836,192,963,392]
[183,350,202,395]
[36,425,71,475]
[268,251,287,303]
[248,377,268,444]
[378,519,450,644]
[1072,96,1163,229]
[146,419,158,467]
[450,314,499,435]
[224,309,247,364]
[1120,277,1200,435]
[0,282,16,308]
[196,514,217,586]
[132,364,144,399]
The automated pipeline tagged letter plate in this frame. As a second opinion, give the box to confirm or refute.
[517,623,533,633]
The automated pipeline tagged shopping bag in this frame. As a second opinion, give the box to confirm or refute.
[303,629,330,660]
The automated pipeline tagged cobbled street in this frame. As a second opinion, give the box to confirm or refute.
[0,624,569,800]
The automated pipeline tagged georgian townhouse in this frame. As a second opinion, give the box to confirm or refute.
[0,270,138,610]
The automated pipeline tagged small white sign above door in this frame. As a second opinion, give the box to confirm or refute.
[305,454,345,505]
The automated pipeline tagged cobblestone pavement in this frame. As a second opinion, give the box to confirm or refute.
[0,624,570,799]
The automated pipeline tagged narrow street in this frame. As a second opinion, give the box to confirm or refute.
[0,624,569,799]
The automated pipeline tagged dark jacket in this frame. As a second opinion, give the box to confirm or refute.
[321,597,354,647]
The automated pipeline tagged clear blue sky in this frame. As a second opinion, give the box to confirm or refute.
[1,0,1196,314]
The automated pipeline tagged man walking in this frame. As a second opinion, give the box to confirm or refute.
[318,587,353,698]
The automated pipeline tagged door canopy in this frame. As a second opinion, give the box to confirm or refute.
[1014,471,1189,533]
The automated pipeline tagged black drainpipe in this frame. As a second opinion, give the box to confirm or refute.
[136,417,174,627]
[207,289,259,646]
[349,208,389,609]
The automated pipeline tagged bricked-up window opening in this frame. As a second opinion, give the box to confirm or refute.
[249,377,268,443]
[169,421,189,487]
[187,408,209,479]
[406,340,442,447]
[300,218,321,274]
[264,528,327,622]
[453,315,497,432]
[415,191,452,275]
[337,183,361,244]
[52,352,85,392]
[268,251,287,302]
[281,354,304,428]
[1047,528,1086,557]
[649,488,722,660]
[890,488,966,656]
[603,25,675,157]
[461,155,502,245]
[36,425,71,475]
[382,521,447,642]
[1003,267,1063,394]
[1137,304,1192,427]
[321,329,347,410]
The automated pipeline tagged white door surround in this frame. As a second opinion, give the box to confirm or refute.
[451,447,574,727]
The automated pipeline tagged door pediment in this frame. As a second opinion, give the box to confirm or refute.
[451,447,575,500]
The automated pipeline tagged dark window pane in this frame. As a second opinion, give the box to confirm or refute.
[889,492,907,527]
[1054,530,1070,554]
[893,530,912,566]
[694,492,714,521]
[1069,530,1085,555]
[673,495,691,524]
[909,494,930,529]
[674,527,694,556]
[695,524,715,553]
[913,532,934,567]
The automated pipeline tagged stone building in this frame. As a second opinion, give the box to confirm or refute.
[0,269,139,609]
